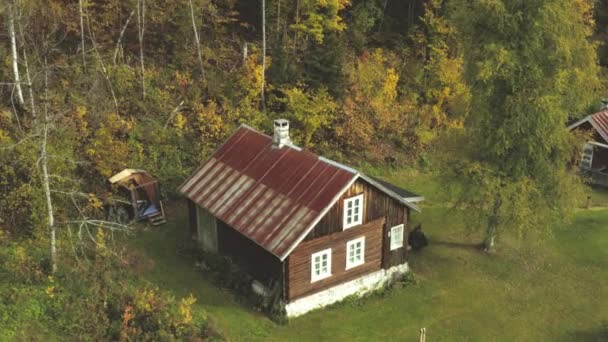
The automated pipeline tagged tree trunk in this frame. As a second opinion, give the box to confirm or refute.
[79,0,87,71]
[113,11,134,64]
[42,56,56,273]
[261,0,266,110]
[188,0,205,79]
[17,17,36,117]
[293,0,299,52]
[136,0,146,99]
[484,196,502,253]
[9,4,25,107]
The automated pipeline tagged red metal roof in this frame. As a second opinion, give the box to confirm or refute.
[569,111,608,143]
[591,111,608,142]
[179,125,357,260]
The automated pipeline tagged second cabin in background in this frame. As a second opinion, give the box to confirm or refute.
[179,119,424,317]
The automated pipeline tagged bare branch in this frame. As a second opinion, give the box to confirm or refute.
[0,134,37,150]
[113,11,135,64]
[164,100,185,128]
[85,10,120,114]
[188,0,205,78]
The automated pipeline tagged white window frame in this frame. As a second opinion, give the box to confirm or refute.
[343,194,364,230]
[345,236,365,270]
[311,248,332,282]
[390,224,404,251]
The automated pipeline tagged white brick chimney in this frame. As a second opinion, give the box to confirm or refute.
[273,119,292,148]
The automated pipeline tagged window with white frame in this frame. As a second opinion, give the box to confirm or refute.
[346,237,365,269]
[390,224,404,251]
[311,248,332,282]
[343,194,364,229]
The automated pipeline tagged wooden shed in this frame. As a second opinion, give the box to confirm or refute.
[569,110,608,187]
[109,169,166,225]
[179,120,424,317]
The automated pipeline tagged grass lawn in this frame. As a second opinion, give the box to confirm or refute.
[128,170,608,341]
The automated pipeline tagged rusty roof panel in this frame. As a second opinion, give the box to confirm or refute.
[179,125,356,260]
[592,111,608,142]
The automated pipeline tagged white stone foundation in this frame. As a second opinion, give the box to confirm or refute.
[284,263,410,318]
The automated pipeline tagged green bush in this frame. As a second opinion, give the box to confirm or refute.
[0,241,217,340]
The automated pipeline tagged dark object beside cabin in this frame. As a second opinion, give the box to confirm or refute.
[408,224,428,251]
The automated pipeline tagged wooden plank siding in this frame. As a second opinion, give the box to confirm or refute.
[216,219,283,284]
[286,217,385,301]
[187,199,197,239]
[304,178,410,269]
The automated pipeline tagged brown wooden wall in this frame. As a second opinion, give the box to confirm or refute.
[304,178,410,269]
[188,199,197,239]
[286,217,385,301]
[216,219,284,283]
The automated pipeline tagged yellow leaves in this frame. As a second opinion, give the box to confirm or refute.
[173,112,187,134]
[281,86,337,146]
[87,112,133,178]
[291,0,351,43]
[382,68,399,102]
[178,294,197,325]
[45,275,56,299]
[88,193,103,209]
[95,226,108,257]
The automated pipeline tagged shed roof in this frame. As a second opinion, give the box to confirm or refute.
[179,125,420,260]
[368,176,425,203]
[568,111,608,143]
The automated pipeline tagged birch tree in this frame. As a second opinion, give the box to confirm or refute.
[8,2,25,107]
[78,0,87,71]
[441,0,600,252]
[136,0,146,99]
[40,57,57,272]
[188,0,205,78]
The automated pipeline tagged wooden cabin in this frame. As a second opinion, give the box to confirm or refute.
[179,120,424,317]
[569,110,608,187]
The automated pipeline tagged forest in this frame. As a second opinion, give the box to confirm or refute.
[1,0,607,340]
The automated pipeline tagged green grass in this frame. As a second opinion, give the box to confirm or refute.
[127,171,608,341]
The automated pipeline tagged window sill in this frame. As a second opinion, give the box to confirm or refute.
[343,222,363,230]
[345,261,364,270]
[311,273,332,283]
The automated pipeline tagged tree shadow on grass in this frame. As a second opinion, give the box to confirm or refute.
[430,239,484,251]
[560,327,608,342]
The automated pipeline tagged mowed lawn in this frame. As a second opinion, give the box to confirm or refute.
[129,170,608,341]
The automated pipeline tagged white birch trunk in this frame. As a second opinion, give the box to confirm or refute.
[9,4,25,106]
[22,46,36,117]
[188,0,205,78]
[79,0,87,71]
[113,11,135,64]
[137,0,146,99]
[42,57,56,273]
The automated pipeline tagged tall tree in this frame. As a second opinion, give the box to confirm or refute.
[188,0,205,79]
[78,0,87,71]
[136,0,146,99]
[442,0,599,251]
[8,2,25,107]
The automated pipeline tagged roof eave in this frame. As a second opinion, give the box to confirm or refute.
[359,174,421,213]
